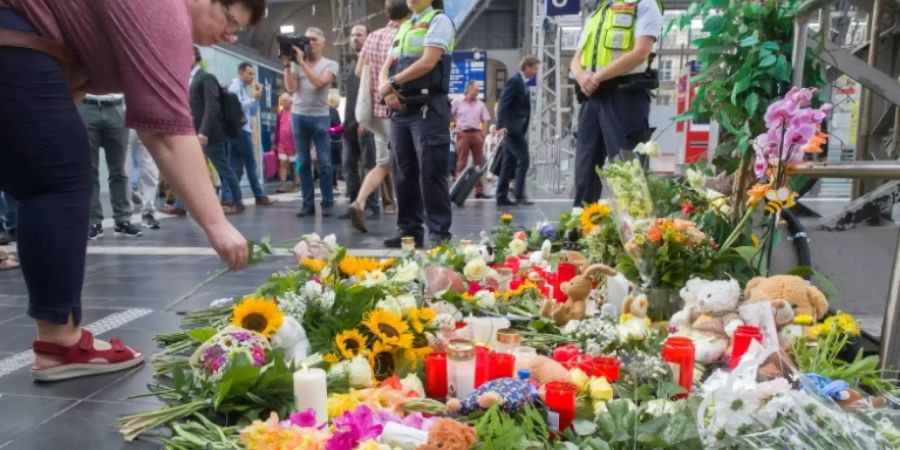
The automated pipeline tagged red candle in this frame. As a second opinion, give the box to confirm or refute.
[554,262,578,303]
[570,354,594,373]
[544,381,577,432]
[488,352,515,380]
[662,336,695,399]
[730,325,764,370]
[474,346,490,388]
[424,352,448,399]
[552,345,579,365]
[593,356,621,382]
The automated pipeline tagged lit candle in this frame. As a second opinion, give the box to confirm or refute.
[730,325,763,370]
[489,352,515,380]
[554,262,578,303]
[662,336,695,399]
[293,364,328,426]
[424,352,448,399]
[448,339,476,399]
[552,344,579,365]
[544,381,577,432]
[474,346,490,388]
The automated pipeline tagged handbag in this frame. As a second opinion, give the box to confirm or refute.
[0,28,84,102]
[355,64,374,130]
[489,137,506,176]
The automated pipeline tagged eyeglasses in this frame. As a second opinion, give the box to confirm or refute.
[223,6,245,35]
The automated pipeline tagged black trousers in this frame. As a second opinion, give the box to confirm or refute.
[573,88,651,206]
[0,9,92,325]
[390,95,452,240]
[496,131,529,201]
[342,124,379,211]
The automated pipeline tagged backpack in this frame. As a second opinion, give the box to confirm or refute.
[219,86,246,139]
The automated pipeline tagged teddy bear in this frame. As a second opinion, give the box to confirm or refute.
[446,378,539,415]
[744,275,829,322]
[622,293,649,320]
[670,277,705,329]
[676,278,744,364]
[270,316,310,364]
[540,264,617,326]
[415,418,476,450]
[527,356,571,384]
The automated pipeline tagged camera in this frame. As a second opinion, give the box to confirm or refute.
[277,35,311,61]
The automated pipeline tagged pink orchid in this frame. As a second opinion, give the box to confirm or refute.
[287,409,318,428]
[785,87,814,107]
[764,98,800,128]
[326,405,384,450]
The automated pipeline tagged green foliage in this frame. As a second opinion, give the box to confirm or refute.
[673,0,826,169]
[303,283,378,355]
[255,268,310,298]
[471,403,549,450]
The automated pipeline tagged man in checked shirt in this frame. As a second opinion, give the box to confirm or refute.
[346,0,410,233]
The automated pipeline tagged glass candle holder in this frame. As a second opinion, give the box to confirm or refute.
[593,356,621,382]
[494,328,521,354]
[544,381,577,432]
[554,261,578,302]
[552,344,579,365]
[513,346,537,372]
[730,325,763,370]
[488,352,515,380]
[424,352,448,399]
[447,339,475,399]
[474,345,490,389]
[662,336,695,399]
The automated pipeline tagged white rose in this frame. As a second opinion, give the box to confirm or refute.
[400,373,425,397]
[571,207,584,218]
[392,261,420,283]
[303,280,323,298]
[348,355,373,388]
[463,258,490,281]
[617,319,647,341]
[376,296,404,316]
[463,245,481,259]
[293,241,310,260]
[396,294,418,311]
[434,313,456,331]
[634,141,661,158]
[361,270,387,287]
[323,234,337,249]
[508,238,527,256]
[320,291,335,309]
[686,168,705,189]
[474,290,496,309]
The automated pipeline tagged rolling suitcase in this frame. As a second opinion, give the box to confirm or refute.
[450,164,484,207]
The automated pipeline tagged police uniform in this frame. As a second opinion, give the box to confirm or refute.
[573,0,662,206]
[387,7,456,245]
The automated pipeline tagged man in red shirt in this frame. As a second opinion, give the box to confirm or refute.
[451,80,492,199]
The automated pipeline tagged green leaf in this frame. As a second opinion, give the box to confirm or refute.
[745,92,759,115]
[739,34,759,47]
[702,16,726,34]
[188,327,217,344]
[734,245,760,267]
[759,54,777,67]
[573,419,597,436]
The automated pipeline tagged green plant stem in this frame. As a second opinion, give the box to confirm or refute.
[716,201,760,258]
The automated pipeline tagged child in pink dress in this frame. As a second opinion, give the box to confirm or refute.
[273,93,300,192]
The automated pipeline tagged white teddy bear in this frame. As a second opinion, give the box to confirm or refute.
[670,277,705,329]
[676,278,744,364]
[271,316,310,364]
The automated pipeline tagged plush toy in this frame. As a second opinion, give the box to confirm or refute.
[446,378,538,415]
[540,264,617,326]
[671,277,705,328]
[802,373,887,409]
[564,250,589,272]
[677,278,744,363]
[622,293,649,319]
[270,316,310,364]
[744,275,829,321]
[527,356,571,384]
[415,418,476,450]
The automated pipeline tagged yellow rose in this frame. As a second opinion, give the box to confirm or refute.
[589,377,614,402]
[463,258,490,281]
[570,368,590,392]
[508,238,527,256]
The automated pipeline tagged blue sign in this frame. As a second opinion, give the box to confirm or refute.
[449,51,487,96]
[547,0,580,16]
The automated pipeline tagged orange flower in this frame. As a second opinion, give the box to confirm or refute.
[647,227,662,243]
[805,127,827,154]
[747,183,773,206]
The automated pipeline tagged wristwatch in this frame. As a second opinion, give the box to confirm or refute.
[388,76,400,90]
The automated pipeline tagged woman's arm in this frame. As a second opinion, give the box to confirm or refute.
[138,132,248,270]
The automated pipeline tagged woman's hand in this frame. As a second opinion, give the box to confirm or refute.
[378,81,396,98]
[207,221,248,271]
[384,93,402,110]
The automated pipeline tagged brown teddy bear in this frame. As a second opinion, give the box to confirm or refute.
[527,356,570,384]
[744,275,829,322]
[540,264,617,326]
[416,418,476,450]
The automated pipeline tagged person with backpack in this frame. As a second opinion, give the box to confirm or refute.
[190,47,244,214]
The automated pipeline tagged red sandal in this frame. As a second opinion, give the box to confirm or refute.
[31,329,143,381]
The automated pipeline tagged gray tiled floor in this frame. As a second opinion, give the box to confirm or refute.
[0,186,573,449]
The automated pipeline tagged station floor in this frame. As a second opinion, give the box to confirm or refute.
[0,183,888,449]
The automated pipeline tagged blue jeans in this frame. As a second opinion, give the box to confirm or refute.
[292,114,334,208]
[224,130,265,200]
[205,140,242,205]
[0,191,17,232]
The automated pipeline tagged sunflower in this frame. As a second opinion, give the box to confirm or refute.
[581,202,612,234]
[335,330,367,359]
[379,258,396,270]
[338,255,381,278]
[363,309,414,348]
[406,307,436,334]
[301,258,326,274]
[323,353,340,365]
[368,341,396,382]
[232,297,284,338]
[402,346,434,369]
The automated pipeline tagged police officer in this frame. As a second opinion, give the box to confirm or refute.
[570,0,663,206]
[378,0,455,248]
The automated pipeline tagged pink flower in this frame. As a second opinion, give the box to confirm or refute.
[287,409,318,428]
[764,98,799,128]
[326,405,384,450]
[754,153,769,179]
[785,87,814,107]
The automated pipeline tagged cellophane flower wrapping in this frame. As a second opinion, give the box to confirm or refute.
[190,326,271,384]
[696,339,900,449]
[600,160,656,286]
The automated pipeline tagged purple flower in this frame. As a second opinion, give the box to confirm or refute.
[754,154,769,180]
[539,224,557,239]
[287,408,318,428]
[764,98,799,128]
[232,332,251,341]
[785,87,814,107]
[326,405,384,450]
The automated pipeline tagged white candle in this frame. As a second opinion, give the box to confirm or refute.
[513,346,537,372]
[465,317,511,347]
[293,365,328,426]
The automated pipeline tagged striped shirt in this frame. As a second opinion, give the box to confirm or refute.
[360,20,402,118]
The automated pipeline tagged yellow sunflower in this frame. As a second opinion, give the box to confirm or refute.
[363,309,414,348]
[417,307,436,324]
[406,307,436,334]
[335,330,367,359]
[581,202,612,234]
[338,255,381,278]
[402,346,434,370]
[231,297,284,337]
[368,341,397,382]
[323,352,340,365]
[379,258,396,270]
[301,258,326,274]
